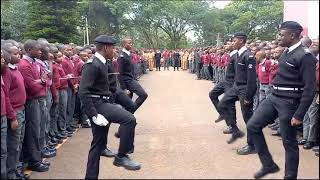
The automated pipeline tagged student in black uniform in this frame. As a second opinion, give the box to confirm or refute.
[218,32,257,155]
[247,21,317,179]
[209,47,238,134]
[118,38,148,112]
[79,35,141,180]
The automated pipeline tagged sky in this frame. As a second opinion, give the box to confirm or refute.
[186,1,231,41]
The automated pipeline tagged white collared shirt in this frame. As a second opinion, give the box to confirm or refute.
[288,41,302,53]
[94,52,106,64]
[8,63,17,69]
[238,46,247,56]
[23,55,35,64]
[122,48,131,56]
[230,50,238,57]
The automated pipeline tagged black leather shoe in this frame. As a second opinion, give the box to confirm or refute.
[52,137,63,144]
[47,146,56,151]
[298,139,307,145]
[316,152,319,157]
[271,130,281,137]
[268,122,277,128]
[66,132,73,137]
[223,126,233,134]
[113,155,141,170]
[55,133,67,140]
[254,163,280,179]
[42,160,51,166]
[67,127,76,132]
[41,150,56,158]
[27,163,49,172]
[214,116,224,123]
[303,141,315,149]
[114,132,120,138]
[101,148,116,157]
[48,140,58,146]
[270,125,279,131]
[227,130,245,144]
[237,145,257,155]
[81,124,91,128]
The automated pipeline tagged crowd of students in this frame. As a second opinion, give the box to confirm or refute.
[1,35,319,179]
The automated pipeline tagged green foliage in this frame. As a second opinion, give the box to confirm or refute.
[23,0,81,44]
[1,0,283,47]
[1,0,29,41]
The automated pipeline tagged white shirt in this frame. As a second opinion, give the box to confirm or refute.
[122,48,131,56]
[95,52,106,64]
[288,41,302,53]
[238,46,247,56]
[8,63,17,69]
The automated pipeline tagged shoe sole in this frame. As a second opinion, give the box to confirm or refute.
[113,161,141,171]
[254,167,280,179]
[237,150,257,155]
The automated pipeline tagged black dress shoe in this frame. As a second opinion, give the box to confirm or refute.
[268,122,277,128]
[48,140,58,147]
[113,155,141,170]
[101,148,116,157]
[114,132,120,138]
[237,145,257,155]
[67,127,75,132]
[27,163,49,172]
[303,141,315,149]
[55,134,67,139]
[254,163,280,179]
[271,130,281,137]
[52,137,63,144]
[270,125,280,131]
[41,150,56,158]
[227,130,245,144]
[298,139,307,145]
[81,124,91,128]
[312,146,319,152]
[42,160,51,166]
[223,126,233,134]
[316,152,319,157]
[214,116,224,123]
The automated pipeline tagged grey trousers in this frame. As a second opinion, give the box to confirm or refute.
[22,98,42,166]
[303,94,319,142]
[1,116,8,179]
[39,96,48,150]
[45,90,52,142]
[6,109,25,179]
[66,88,76,129]
[57,89,68,133]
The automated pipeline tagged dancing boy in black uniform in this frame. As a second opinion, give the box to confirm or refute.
[247,21,317,179]
[79,35,141,179]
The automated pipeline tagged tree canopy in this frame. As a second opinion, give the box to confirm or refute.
[1,0,283,48]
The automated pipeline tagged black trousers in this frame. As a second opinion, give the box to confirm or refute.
[156,60,161,71]
[125,80,148,112]
[218,85,254,147]
[247,94,300,179]
[85,99,136,179]
[103,89,137,149]
[209,81,235,126]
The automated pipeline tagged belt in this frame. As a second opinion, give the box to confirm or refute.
[90,94,110,100]
[273,86,303,91]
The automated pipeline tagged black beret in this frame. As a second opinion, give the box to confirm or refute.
[279,21,303,32]
[94,35,116,45]
[233,32,247,39]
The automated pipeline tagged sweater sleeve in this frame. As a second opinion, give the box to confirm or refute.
[2,71,16,120]
[293,54,317,121]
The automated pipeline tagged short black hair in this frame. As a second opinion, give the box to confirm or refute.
[24,39,39,51]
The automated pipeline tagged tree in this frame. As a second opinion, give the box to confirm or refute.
[1,0,29,41]
[24,0,81,43]
[225,0,283,40]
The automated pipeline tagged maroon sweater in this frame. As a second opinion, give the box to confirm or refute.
[2,65,26,120]
[62,56,75,88]
[18,57,46,100]
[1,76,14,119]
[258,59,272,84]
